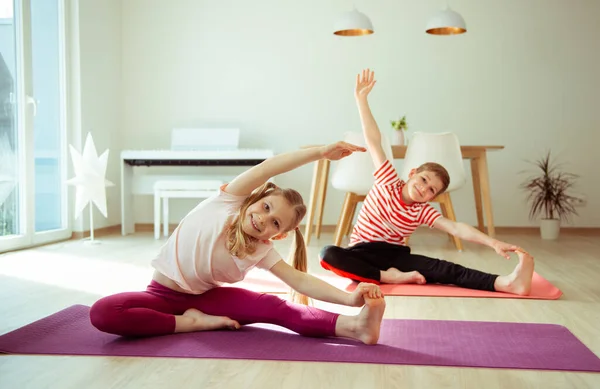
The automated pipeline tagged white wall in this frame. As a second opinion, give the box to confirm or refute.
[75,0,122,230]
[110,0,599,227]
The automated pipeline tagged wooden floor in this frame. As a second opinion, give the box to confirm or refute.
[0,229,599,388]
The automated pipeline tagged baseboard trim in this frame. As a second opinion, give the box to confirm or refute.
[71,224,600,239]
[304,225,600,236]
[70,225,122,240]
[71,223,178,239]
[487,227,599,236]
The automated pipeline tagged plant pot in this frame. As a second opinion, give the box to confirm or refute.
[391,130,405,146]
[540,218,560,240]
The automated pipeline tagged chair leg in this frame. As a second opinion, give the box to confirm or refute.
[154,191,160,240]
[437,196,452,243]
[345,202,357,236]
[345,195,365,236]
[163,196,169,237]
[315,160,330,239]
[304,160,324,246]
[342,200,357,239]
[439,193,463,251]
[334,192,355,247]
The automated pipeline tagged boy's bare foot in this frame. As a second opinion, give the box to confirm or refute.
[494,250,535,295]
[335,296,386,345]
[175,308,240,333]
[381,268,426,285]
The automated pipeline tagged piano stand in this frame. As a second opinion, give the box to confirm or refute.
[120,149,274,235]
[125,159,268,167]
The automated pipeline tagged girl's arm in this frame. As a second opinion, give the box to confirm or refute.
[268,260,382,306]
[226,142,366,196]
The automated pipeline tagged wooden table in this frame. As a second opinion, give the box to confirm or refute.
[303,145,504,245]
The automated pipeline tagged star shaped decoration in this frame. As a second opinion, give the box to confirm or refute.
[66,132,114,218]
[0,132,16,208]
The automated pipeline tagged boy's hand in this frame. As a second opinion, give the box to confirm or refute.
[492,240,521,259]
[355,68,376,101]
[347,282,383,307]
[320,141,366,161]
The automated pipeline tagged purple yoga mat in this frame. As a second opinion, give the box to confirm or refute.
[1,305,599,372]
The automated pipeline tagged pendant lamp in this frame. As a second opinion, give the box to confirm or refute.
[333,8,374,36]
[425,4,467,35]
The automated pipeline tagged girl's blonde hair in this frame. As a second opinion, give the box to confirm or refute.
[225,182,310,305]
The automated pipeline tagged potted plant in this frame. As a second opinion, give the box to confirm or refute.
[520,151,579,240]
[390,115,408,145]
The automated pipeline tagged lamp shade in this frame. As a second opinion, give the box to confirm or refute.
[425,8,466,35]
[333,9,374,36]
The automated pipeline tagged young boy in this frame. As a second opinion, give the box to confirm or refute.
[319,69,535,295]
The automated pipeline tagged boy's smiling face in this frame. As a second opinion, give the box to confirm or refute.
[404,169,444,203]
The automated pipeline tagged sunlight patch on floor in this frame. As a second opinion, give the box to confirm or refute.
[0,250,153,296]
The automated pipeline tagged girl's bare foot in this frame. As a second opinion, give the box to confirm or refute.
[354,296,386,344]
[381,268,426,285]
[335,296,386,345]
[175,308,240,333]
[494,250,535,295]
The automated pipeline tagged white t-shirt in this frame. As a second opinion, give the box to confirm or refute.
[151,184,282,294]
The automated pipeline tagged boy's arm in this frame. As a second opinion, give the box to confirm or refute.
[355,69,388,169]
[226,142,366,196]
[433,217,521,259]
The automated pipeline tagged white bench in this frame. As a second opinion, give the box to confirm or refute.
[153,180,223,239]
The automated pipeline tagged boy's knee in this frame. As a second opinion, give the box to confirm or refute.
[319,245,343,265]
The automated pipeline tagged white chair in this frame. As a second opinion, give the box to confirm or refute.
[153,180,222,239]
[330,131,394,246]
[399,132,467,251]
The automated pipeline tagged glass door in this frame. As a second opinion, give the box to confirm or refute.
[0,0,70,253]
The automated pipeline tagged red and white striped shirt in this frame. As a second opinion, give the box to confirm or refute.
[349,159,442,247]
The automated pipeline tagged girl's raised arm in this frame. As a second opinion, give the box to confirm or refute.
[226,142,366,196]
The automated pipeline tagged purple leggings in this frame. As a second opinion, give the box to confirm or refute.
[90,281,339,338]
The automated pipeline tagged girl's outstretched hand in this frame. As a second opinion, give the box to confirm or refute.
[321,141,367,161]
[347,282,383,307]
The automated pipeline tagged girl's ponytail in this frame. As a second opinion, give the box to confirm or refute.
[289,228,310,306]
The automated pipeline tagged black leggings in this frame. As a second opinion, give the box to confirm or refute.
[319,242,498,291]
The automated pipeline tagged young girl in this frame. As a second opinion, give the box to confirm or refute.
[90,142,386,345]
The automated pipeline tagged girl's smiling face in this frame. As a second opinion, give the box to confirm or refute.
[242,194,296,240]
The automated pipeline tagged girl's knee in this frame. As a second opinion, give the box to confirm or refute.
[89,296,122,334]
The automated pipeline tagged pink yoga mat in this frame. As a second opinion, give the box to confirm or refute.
[233,270,562,300]
[0,305,598,372]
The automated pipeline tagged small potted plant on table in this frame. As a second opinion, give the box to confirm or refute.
[390,115,408,145]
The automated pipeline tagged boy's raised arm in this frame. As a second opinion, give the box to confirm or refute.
[355,69,388,169]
